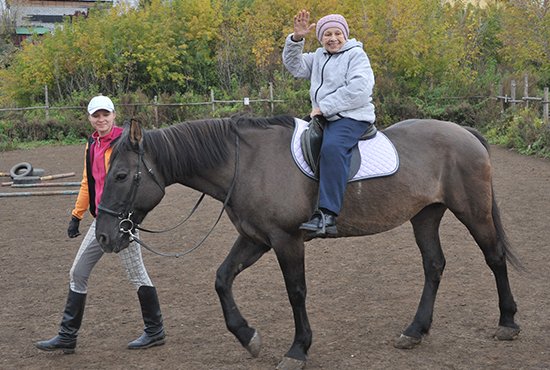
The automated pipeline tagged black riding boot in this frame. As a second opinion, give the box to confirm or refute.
[127,286,166,349]
[35,289,86,354]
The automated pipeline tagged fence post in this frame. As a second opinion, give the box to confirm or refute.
[153,95,159,128]
[211,89,215,113]
[523,74,529,109]
[269,82,274,114]
[511,80,517,108]
[44,85,49,120]
[544,87,549,127]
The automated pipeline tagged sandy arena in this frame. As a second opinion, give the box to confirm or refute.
[1,143,549,369]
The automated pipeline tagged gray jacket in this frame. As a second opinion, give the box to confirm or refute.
[283,34,375,122]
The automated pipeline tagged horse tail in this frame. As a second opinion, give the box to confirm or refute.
[464,126,523,271]
[463,126,489,151]
[491,193,523,270]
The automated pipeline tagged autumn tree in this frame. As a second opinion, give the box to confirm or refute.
[0,0,222,104]
[0,0,547,122]
[498,0,550,86]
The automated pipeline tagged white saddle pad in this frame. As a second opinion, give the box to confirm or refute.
[291,118,399,182]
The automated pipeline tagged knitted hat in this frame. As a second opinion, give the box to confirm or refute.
[316,14,349,42]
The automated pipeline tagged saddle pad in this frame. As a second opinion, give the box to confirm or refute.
[291,118,399,182]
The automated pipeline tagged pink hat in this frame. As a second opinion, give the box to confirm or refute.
[316,14,349,42]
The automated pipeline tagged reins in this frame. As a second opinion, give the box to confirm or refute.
[136,193,206,234]
[102,133,240,258]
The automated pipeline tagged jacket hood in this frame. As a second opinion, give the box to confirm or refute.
[323,38,363,54]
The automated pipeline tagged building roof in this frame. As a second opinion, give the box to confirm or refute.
[15,27,50,35]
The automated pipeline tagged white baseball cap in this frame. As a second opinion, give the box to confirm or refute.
[87,95,115,114]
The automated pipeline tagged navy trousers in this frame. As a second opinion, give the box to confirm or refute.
[318,117,372,215]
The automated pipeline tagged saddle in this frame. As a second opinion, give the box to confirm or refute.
[300,116,377,179]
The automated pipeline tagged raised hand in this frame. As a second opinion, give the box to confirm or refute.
[293,9,316,41]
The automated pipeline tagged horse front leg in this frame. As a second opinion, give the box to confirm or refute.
[215,235,270,357]
[396,204,447,349]
[272,237,311,370]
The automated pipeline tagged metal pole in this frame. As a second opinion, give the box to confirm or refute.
[0,190,79,198]
[11,182,81,188]
[1,172,76,186]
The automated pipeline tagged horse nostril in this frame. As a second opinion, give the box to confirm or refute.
[97,233,111,251]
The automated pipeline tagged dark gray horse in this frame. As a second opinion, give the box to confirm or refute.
[95,116,520,370]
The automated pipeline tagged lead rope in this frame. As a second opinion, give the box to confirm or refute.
[136,193,206,233]
[129,134,240,258]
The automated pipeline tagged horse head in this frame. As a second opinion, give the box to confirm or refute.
[96,119,166,253]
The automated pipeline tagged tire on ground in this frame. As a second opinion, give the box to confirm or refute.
[10,162,33,179]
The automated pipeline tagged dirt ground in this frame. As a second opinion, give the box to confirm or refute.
[1,142,549,370]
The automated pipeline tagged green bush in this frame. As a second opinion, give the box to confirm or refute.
[1,116,89,142]
[484,108,550,158]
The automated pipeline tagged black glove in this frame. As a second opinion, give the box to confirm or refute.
[68,216,81,238]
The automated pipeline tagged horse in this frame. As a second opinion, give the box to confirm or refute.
[95,115,520,370]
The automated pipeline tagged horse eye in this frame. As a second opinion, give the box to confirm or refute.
[115,172,128,181]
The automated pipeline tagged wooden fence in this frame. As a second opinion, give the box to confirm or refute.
[496,74,549,126]
[1,78,548,126]
[0,83,284,127]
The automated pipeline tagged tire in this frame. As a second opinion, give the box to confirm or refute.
[10,162,33,179]
[13,176,41,184]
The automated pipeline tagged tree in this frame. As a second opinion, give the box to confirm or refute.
[499,0,550,85]
[0,2,17,68]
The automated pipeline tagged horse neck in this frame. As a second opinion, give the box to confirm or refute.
[149,120,236,202]
[181,166,236,204]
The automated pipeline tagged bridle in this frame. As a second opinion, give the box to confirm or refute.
[96,141,165,243]
[97,135,239,258]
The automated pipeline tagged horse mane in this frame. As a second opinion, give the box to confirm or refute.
[115,114,295,183]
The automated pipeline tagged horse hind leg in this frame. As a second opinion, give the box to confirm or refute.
[455,195,520,341]
[395,203,447,349]
[215,235,270,358]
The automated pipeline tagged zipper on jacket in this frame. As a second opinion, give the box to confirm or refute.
[313,45,362,106]
[314,54,333,104]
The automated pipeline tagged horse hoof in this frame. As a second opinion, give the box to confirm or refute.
[393,334,422,349]
[276,356,306,370]
[494,325,520,341]
[245,330,262,357]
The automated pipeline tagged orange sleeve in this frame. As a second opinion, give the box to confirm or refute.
[71,144,90,220]
[105,146,112,172]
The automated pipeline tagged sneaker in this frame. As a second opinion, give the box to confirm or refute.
[300,213,337,237]
[299,214,322,231]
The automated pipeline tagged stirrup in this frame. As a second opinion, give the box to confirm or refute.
[313,209,338,237]
[299,210,323,231]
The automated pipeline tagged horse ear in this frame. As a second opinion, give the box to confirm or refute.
[129,118,143,146]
